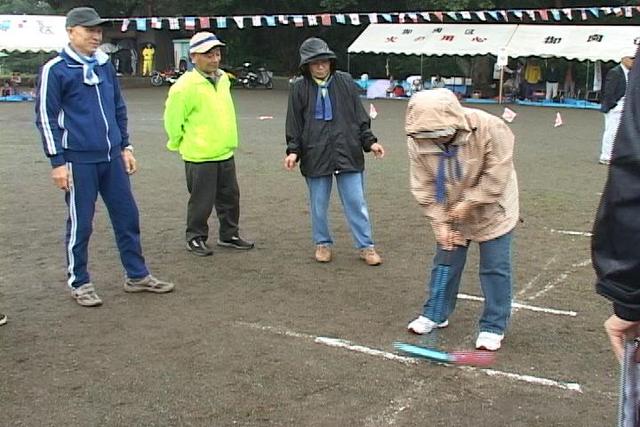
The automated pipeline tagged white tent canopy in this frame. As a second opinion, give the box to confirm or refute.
[0,15,67,52]
[348,24,518,57]
[348,23,639,62]
[506,25,638,62]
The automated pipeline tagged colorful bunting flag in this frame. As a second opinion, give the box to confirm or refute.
[476,11,486,21]
[320,14,331,26]
[368,13,378,23]
[265,16,276,27]
[199,17,210,29]
[446,12,458,21]
[380,13,393,22]
[580,9,588,20]
[150,17,162,29]
[135,18,146,31]
[306,15,318,26]
[292,15,303,27]
[487,11,499,21]
[121,18,130,32]
[349,13,360,25]
[550,9,561,21]
[433,12,443,22]
[233,16,245,29]
[460,11,472,20]
[420,12,431,21]
[216,17,227,28]
[335,14,346,24]
[252,16,262,27]
[562,8,573,20]
[499,10,508,21]
[625,7,633,17]
[526,10,536,20]
[278,15,288,25]
[512,10,523,20]
[538,9,549,21]
[184,17,195,30]
[168,18,179,30]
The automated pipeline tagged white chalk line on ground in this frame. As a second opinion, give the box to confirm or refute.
[516,256,557,297]
[457,293,577,317]
[550,229,593,237]
[235,321,582,393]
[526,258,591,301]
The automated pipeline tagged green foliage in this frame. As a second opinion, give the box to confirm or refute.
[0,0,53,14]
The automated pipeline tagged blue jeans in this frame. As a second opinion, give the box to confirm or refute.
[422,231,513,334]
[305,172,374,249]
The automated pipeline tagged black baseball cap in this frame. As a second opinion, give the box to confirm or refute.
[66,7,108,28]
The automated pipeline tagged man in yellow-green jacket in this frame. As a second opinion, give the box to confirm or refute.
[164,32,254,257]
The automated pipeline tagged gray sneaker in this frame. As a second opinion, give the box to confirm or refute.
[124,275,174,293]
[71,283,103,307]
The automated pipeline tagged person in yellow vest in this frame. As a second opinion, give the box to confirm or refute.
[141,43,155,76]
[523,59,542,100]
[163,32,254,256]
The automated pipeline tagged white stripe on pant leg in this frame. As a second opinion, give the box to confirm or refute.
[66,162,78,288]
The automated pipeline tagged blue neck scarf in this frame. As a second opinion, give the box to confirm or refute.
[435,145,462,204]
[314,76,333,121]
[64,45,109,86]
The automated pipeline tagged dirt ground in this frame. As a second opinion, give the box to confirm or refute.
[0,87,620,426]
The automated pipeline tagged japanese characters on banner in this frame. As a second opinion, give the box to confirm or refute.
[118,5,640,32]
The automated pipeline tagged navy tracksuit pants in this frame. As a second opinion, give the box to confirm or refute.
[64,159,148,288]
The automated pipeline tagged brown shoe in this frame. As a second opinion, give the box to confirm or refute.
[315,244,332,263]
[360,247,382,266]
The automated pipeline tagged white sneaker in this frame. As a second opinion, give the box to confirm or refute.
[407,315,448,335]
[475,331,504,351]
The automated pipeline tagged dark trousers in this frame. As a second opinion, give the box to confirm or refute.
[185,157,240,243]
[65,160,149,288]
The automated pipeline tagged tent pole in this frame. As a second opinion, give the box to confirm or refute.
[585,61,590,106]
[420,55,423,79]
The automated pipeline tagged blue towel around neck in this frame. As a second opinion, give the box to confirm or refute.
[314,76,333,121]
[435,145,462,204]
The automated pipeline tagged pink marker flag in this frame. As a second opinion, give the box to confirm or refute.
[554,112,563,127]
[369,103,378,119]
[501,107,517,123]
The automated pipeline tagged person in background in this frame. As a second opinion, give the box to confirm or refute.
[404,89,519,351]
[544,61,560,101]
[563,62,576,98]
[284,37,384,266]
[141,43,155,77]
[592,46,639,360]
[35,7,174,307]
[523,59,542,99]
[599,55,634,165]
[432,74,446,89]
[164,32,254,257]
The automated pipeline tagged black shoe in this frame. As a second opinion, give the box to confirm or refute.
[217,236,255,250]
[0,313,7,326]
[187,238,213,256]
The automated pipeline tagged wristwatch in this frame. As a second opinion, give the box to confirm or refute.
[124,145,134,153]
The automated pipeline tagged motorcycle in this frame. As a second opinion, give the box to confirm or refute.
[150,69,184,86]
[235,62,273,89]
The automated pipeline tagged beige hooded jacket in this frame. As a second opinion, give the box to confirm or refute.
[405,89,519,242]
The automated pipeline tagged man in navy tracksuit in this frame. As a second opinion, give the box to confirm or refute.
[35,7,174,307]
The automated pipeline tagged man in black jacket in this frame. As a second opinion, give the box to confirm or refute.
[592,46,639,360]
[284,37,384,266]
[599,55,634,165]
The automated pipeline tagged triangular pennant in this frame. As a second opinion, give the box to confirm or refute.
[554,112,563,127]
[580,9,588,20]
[589,8,600,18]
[150,17,162,29]
[501,107,517,123]
[499,10,508,21]
[335,14,346,24]
[562,8,572,20]
[625,7,633,18]
[525,10,536,20]
[265,16,276,27]
[398,13,406,24]
[320,14,331,26]
[433,12,444,21]
[446,12,458,21]
[292,15,304,27]
[369,103,378,120]
[476,11,486,21]
[538,10,549,21]
[460,11,472,20]
[349,13,360,25]
[368,13,378,23]
[121,18,130,32]
[602,7,613,15]
[512,10,523,20]
[216,17,227,28]
[133,18,143,32]
[278,15,289,25]
[550,9,561,21]
[251,16,262,27]
[169,18,180,30]
[233,16,245,29]
[613,7,623,16]
[381,13,393,22]
[406,12,418,22]
[420,12,431,21]
[487,11,499,21]
[306,15,317,26]
[184,17,195,30]
[199,17,210,29]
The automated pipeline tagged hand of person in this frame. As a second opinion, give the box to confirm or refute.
[51,165,70,191]
[434,223,455,250]
[370,142,385,159]
[284,153,298,171]
[122,149,137,175]
[449,201,473,222]
[604,314,640,362]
